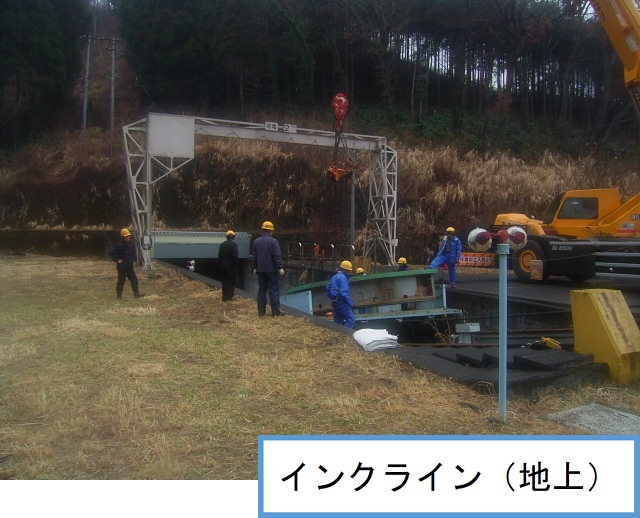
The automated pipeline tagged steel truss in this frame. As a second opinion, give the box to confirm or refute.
[122,114,397,269]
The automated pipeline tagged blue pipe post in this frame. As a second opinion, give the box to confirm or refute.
[497,242,509,422]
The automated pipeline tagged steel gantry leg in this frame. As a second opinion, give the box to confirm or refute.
[363,143,398,266]
[122,117,194,269]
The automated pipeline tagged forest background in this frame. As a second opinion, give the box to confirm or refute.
[2,0,640,262]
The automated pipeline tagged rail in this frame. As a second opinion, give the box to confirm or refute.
[595,250,640,278]
[285,242,357,270]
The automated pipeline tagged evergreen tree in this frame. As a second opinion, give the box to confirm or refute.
[0,0,87,146]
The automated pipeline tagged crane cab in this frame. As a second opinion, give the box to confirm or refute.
[541,188,622,238]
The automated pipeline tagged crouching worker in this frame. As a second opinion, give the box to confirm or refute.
[110,228,144,299]
[326,260,355,328]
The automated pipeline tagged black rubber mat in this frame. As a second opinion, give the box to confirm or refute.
[452,348,488,367]
[512,348,595,370]
[384,344,609,391]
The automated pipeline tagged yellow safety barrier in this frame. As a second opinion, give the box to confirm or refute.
[571,289,640,384]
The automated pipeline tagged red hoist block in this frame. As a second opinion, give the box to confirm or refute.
[332,92,349,131]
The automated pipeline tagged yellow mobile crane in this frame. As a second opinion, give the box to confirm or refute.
[493,0,640,282]
[590,0,640,114]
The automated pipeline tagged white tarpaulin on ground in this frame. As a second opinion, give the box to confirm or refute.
[353,329,398,351]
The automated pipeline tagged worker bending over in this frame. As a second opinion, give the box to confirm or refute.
[326,260,355,328]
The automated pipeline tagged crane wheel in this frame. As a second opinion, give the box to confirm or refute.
[513,241,548,282]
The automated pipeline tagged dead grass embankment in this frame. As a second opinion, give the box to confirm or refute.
[4,129,640,261]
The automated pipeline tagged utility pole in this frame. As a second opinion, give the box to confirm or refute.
[110,38,115,136]
[108,37,120,156]
[81,12,97,134]
[81,34,92,134]
[350,174,355,261]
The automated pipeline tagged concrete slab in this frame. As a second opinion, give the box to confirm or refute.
[549,403,640,434]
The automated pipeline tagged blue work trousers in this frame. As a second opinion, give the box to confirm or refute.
[333,299,355,328]
[429,254,458,284]
[257,271,281,316]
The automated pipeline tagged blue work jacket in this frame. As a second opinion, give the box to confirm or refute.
[326,271,354,307]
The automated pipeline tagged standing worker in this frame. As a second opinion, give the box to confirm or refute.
[428,226,462,287]
[110,228,144,299]
[252,221,286,317]
[397,257,409,271]
[326,260,355,328]
[313,243,322,268]
[218,229,239,301]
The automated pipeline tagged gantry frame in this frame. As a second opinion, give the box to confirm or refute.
[122,113,397,269]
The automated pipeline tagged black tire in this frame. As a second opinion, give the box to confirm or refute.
[513,241,548,282]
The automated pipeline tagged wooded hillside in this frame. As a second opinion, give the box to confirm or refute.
[110,0,639,155]
[1,1,640,262]
[3,0,639,153]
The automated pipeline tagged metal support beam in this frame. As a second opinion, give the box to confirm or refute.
[193,117,385,151]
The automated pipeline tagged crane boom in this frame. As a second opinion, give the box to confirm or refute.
[590,0,640,112]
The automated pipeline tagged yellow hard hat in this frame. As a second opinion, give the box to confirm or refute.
[120,228,132,237]
[398,257,407,264]
[340,260,353,271]
[226,229,235,237]
[446,226,455,233]
[261,221,275,231]
[356,267,364,274]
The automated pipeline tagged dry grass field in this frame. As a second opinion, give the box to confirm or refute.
[1,254,639,480]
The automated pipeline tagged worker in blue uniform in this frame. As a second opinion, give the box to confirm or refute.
[428,226,462,287]
[326,260,355,328]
